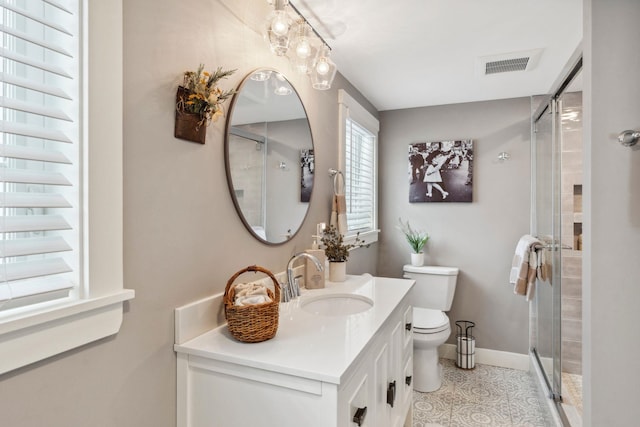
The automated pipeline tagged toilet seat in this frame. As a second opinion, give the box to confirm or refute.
[413,308,449,334]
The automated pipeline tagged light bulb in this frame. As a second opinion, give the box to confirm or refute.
[295,38,311,58]
[274,85,292,96]
[316,59,330,75]
[271,13,290,36]
[251,70,272,81]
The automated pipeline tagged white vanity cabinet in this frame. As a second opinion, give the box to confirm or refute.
[339,301,413,427]
[175,275,414,427]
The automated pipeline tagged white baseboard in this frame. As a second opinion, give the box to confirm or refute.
[438,343,530,371]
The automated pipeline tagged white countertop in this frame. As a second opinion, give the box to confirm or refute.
[174,274,414,384]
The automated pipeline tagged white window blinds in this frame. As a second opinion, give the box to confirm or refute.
[338,90,379,241]
[345,118,375,233]
[0,0,78,311]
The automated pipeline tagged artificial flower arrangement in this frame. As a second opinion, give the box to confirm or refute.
[320,224,369,262]
[398,217,429,254]
[175,64,236,143]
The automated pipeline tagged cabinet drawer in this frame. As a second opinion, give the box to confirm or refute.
[401,355,414,410]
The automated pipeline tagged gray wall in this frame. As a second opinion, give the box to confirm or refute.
[583,0,640,425]
[377,98,532,354]
[0,1,378,426]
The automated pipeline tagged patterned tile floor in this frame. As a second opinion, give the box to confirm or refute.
[413,359,548,427]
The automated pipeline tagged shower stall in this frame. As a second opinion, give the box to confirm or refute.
[530,55,583,427]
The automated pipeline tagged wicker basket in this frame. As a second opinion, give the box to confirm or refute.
[223,265,281,343]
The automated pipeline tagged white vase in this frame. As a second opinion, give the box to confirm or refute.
[411,252,424,267]
[329,261,347,282]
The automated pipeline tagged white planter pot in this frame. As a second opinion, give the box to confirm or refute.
[328,261,347,282]
[410,252,424,267]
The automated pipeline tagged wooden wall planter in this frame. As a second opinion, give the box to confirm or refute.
[174,86,207,144]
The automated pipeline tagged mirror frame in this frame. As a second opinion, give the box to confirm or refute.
[224,68,314,245]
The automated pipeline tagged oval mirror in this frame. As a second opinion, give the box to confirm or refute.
[225,69,314,244]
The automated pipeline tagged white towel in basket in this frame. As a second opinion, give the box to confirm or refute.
[233,283,272,306]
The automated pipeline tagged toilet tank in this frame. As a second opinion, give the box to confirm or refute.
[403,265,459,311]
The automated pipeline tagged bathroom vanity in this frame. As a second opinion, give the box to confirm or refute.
[174,274,414,427]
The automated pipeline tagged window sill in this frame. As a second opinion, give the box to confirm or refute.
[344,229,380,247]
[0,289,134,375]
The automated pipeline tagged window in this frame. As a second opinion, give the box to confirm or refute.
[0,0,133,375]
[1,0,79,311]
[338,90,379,243]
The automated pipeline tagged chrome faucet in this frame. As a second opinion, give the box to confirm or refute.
[282,252,323,302]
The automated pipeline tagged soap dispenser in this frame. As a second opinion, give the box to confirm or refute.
[305,224,326,289]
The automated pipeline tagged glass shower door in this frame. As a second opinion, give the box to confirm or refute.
[532,98,563,403]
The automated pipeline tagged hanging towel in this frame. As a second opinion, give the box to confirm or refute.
[509,235,541,301]
[336,194,347,236]
[330,194,348,236]
[330,196,338,232]
[536,249,552,286]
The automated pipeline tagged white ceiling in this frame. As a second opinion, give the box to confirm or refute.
[293,0,583,111]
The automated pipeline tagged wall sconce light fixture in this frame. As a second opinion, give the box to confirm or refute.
[497,152,510,162]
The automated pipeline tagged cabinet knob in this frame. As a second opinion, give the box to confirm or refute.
[353,406,367,426]
[405,322,412,331]
[405,375,412,386]
[387,380,396,407]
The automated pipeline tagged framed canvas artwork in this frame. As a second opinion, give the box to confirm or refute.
[408,140,473,203]
[300,148,314,202]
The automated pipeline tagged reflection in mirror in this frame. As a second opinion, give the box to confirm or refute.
[225,69,314,244]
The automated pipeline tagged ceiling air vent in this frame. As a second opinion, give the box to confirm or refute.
[485,57,530,75]
[477,49,543,76]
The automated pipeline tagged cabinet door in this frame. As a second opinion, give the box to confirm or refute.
[373,342,391,427]
[343,374,370,427]
[403,304,413,354]
[401,304,414,426]
[389,320,405,427]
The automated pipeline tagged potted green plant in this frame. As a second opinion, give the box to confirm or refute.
[398,218,429,266]
[320,224,368,282]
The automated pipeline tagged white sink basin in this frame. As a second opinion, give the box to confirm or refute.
[300,293,374,316]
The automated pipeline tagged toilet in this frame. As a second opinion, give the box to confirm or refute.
[403,265,459,392]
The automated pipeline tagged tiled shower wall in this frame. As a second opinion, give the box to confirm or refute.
[228,133,265,227]
[560,91,583,375]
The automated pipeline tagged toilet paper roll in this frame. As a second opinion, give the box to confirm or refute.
[457,353,475,369]
[457,336,475,354]
[456,336,475,369]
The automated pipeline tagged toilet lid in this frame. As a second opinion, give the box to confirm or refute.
[413,308,449,331]
[403,265,459,276]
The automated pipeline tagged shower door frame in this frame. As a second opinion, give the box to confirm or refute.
[531,55,582,427]
[532,94,563,401]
